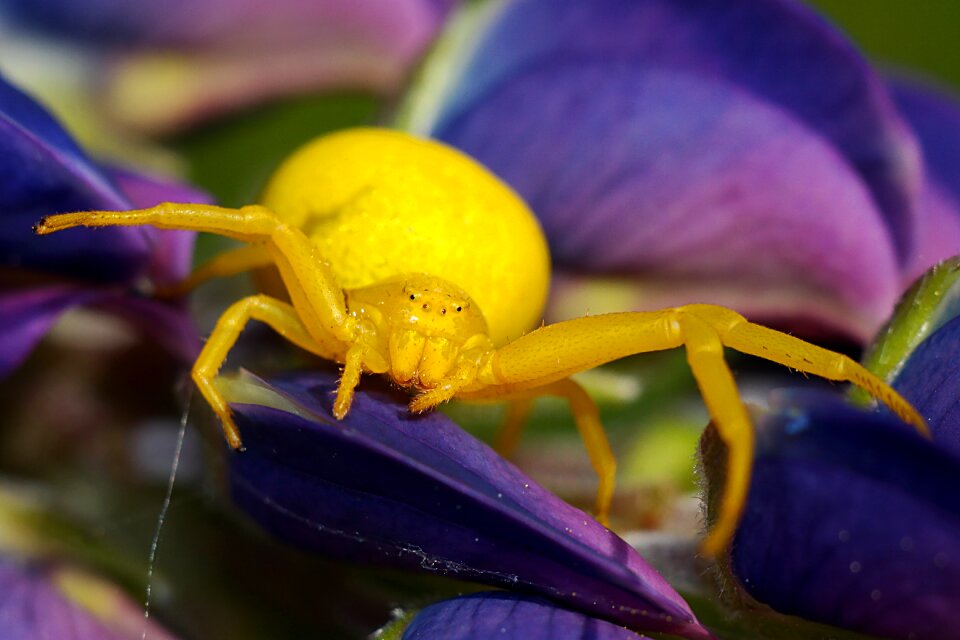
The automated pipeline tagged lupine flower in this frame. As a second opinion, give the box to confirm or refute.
[401,0,960,344]
[718,258,960,640]
[0,74,204,377]
[0,0,454,134]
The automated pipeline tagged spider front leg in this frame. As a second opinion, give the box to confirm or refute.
[194,294,338,448]
[35,203,355,344]
[36,203,371,440]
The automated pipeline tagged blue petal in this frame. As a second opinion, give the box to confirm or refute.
[894,313,960,458]
[403,592,652,639]
[0,73,150,283]
[730,390,960,639]
[228,369,711,639]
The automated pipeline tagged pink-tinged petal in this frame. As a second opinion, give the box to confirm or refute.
[229,370,713,639]
[0,555,180,640]
[3,0,454,133]
[445,67,900,341]
[890,78,960,282]
[407,0,921,340]
[103,45,413,135]
[907,181,960,283]
[3,0,452,51]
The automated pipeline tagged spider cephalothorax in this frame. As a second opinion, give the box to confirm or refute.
[35,127,928,555]
[344,274,493,391]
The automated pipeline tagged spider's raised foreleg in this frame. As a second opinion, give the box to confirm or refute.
[195,294,335,448]
[36,203,371,430]
[35,203,356,346]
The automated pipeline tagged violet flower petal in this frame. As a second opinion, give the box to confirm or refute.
[0,285,99,377]
[412,0,920,339]
[0,74,149,283]
[730,390,960,640]
[0,285,201,377]
[2,0,454,133]
[2,0,452,51]
[402,592,652,640]
[228,369,711,639]
[893,314,960,458]
[889,79,960,282]
[0,555,179,640]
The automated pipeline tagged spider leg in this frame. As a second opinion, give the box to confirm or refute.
[155,244,273,299]
[36,203,356,345]
[194,294,335,449]
[493,398,535,457]
[466,379,617,526]
[673,314,753,556]
[334,344,367,419]
[688,304,929,435]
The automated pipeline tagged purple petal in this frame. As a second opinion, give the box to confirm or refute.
[3,0,452,51]
[729,390,960,640]
[893,314,960,458]
[4,0,454,133]
[0,285,100,378]
[92,294,200,365]
[228,369,711,639]
[402,592,652,640]
[419,0,920,339]
[0,73,151,283]
[889,78,960,282]
[0,555,180,640]
[0,284,199,378]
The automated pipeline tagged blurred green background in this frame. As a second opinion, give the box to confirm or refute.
[812,0,960,90]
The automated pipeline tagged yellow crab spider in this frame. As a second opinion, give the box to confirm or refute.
[35,127,928,555]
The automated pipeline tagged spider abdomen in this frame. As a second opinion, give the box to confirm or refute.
[259,128,550,345]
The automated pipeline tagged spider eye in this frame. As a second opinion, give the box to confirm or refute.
[409,294,416,300]
[456,306,462,312]
[441,308,447,315]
